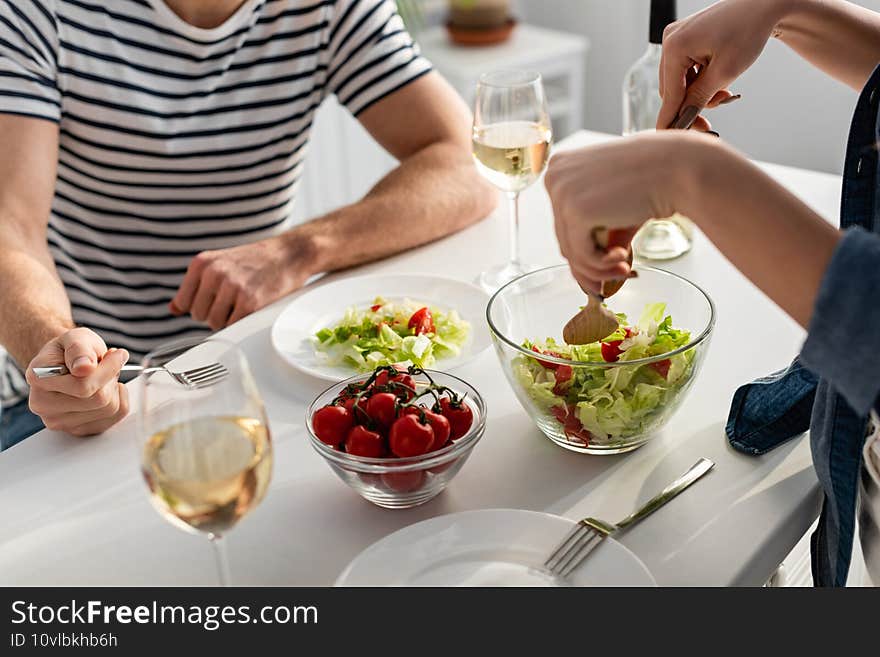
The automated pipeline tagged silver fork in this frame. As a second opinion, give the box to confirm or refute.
[545,457,715,579]
[31,362,229,389]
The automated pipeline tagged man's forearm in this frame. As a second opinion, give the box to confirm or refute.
[775,0,880,90]
[282,140,497,274]
[680,139,840,328]
[0,243,74,368]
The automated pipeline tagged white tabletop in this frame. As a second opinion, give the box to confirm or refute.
[0,131,837,587]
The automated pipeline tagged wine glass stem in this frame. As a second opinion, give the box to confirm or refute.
[507,191,521,269]
[210,534,232,586]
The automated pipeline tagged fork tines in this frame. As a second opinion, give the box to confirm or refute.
[544,521,605,579]
[180,363,229,388]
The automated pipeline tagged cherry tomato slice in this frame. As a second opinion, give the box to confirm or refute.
[551,404,591,444]
[438,397,473,441]
[312,405,354,448]
[553,364,574,395]
[370,304,382,312]
[650,359,672,379]
[601,340,623,363]
[344,425,386,458]
[388,414,435,457]
[407,307,435,335]
[530,346,567,370]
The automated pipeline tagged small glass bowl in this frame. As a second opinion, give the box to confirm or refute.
[305,370,486,509]
[487,264,715,454]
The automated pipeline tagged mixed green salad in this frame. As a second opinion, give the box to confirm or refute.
[512,303,695,447]
[313,297,470,372]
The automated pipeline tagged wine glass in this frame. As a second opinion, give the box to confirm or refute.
[473,70,552,293]
[138,338,273,586]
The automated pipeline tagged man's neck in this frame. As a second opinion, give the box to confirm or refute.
[160,0,249,29]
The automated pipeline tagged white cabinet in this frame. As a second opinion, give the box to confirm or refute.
[417,24,589,139]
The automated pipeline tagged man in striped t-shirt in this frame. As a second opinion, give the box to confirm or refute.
[0,0,496,448]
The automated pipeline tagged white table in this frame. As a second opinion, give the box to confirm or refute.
[0,131,839,587]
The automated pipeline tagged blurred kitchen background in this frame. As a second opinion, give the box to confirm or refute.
[295,0,879,223]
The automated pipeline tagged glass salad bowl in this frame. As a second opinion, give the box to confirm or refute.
[487,265,714,454]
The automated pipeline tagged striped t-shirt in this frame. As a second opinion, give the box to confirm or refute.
[0,0,431,404]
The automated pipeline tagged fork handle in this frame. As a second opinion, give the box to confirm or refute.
[32,364,145,379]
[615,457,715,531]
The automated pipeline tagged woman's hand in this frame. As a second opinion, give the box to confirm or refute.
[545,131,711,295]
[657,0,793,130]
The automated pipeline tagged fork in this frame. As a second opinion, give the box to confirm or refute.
[31,362,229,389]
[545,457,715,579]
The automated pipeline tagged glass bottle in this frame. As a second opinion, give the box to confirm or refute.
[623,0,694,260]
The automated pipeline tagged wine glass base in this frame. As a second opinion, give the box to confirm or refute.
[633,221,692,261]
[478,262,535,294]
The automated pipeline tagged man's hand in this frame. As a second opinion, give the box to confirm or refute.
[170,232,319,330]
[25,328,130,437]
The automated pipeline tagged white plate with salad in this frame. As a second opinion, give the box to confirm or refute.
[271,274,491,381]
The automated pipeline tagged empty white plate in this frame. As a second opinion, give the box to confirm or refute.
[335,509,657,587]
[271,273,492,382]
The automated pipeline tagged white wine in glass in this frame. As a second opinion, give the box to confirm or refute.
[473,71,552,293]
[143,415,272,537]
[139,338,273,586]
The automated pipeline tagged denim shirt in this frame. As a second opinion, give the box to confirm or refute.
[726,63,880,586]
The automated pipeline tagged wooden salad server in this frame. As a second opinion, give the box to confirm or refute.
[562,228,634,345]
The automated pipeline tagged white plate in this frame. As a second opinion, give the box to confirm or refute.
[335,509,657,587]
[271,274,492,382]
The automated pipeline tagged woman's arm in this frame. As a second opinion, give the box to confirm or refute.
[775,0,880,91]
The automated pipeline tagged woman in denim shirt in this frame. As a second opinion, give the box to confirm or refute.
[545,0,880,586]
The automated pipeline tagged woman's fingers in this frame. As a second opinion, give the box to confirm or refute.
[657,53,693,129]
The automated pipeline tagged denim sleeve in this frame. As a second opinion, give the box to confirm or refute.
[801,227,880,416]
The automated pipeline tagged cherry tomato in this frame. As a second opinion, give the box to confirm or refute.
[388,414,435,457]
[381,470,426,493]
[373,369,417,401]
[366,392,398,429]
[427,457,457,475]
[342,395,369,423]
[439,397,474,441]
[650,359,672,379]
[407,307,435,335]
[312,405,354,448]
[370,304,382,312]
[424,410,451,451]
[344,425,386,457]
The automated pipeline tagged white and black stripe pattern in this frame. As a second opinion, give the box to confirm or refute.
[0,0,431,404]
